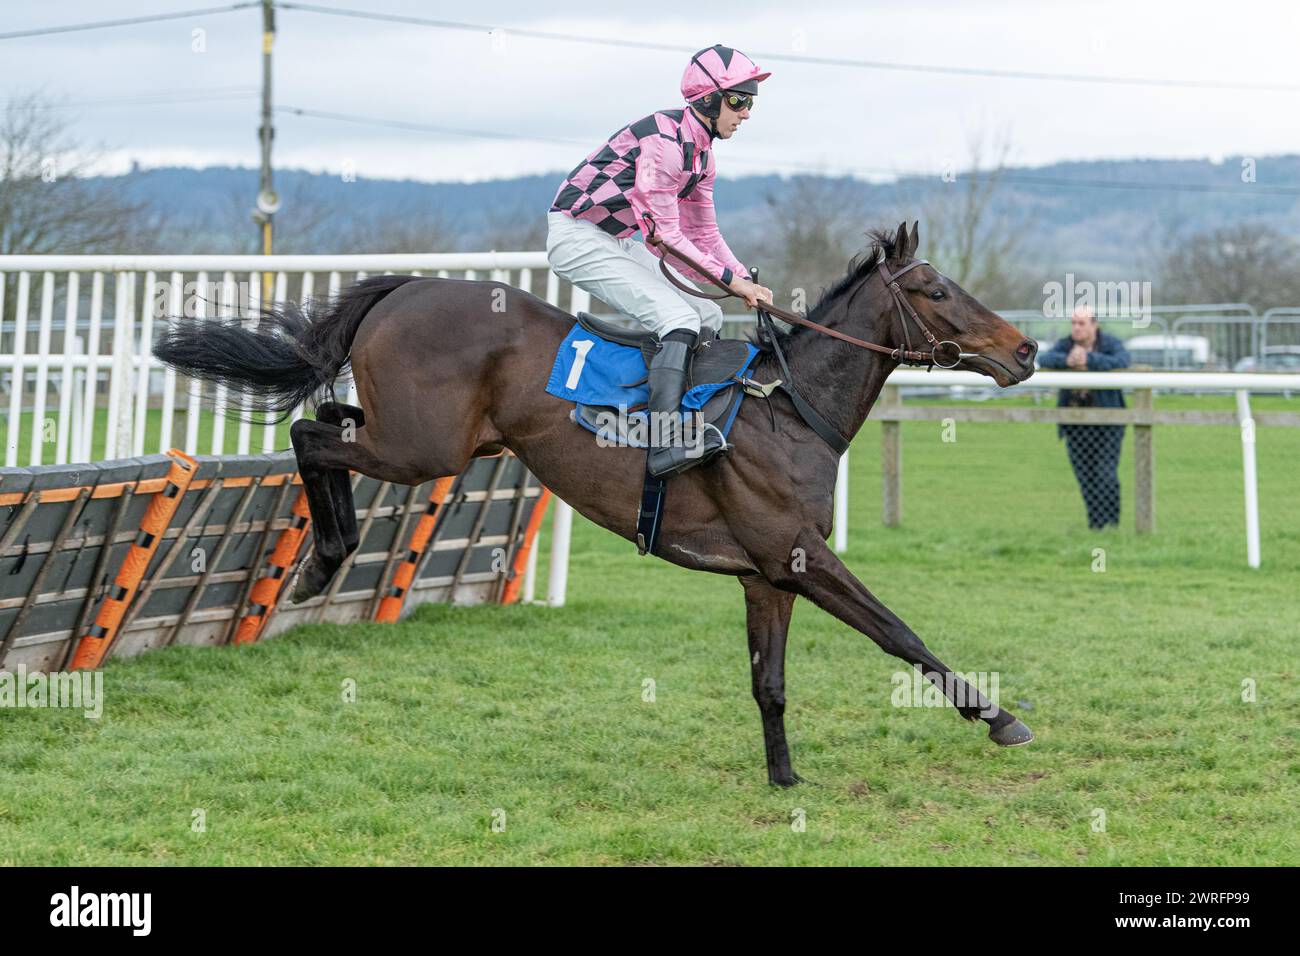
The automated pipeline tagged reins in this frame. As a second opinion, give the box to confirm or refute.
[642,233,982,455]
[645,235,973,368]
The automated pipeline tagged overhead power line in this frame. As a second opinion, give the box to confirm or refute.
[277,104,1300,196]
[277,104,591,146]
[0,2,259,41]
[3,87,260,111]
[276,2,1300,94]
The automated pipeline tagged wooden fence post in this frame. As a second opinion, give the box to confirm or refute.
[1133,388,1155,533]
[881,384,902,527]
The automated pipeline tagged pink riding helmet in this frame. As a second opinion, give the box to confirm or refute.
[680,44,771,104]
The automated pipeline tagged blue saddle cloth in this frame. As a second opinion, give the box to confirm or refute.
[545,322,759,446]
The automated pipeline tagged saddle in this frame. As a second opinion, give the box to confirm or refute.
[550,312,762,449]
[564,314,759,447]
[545,313,766,558]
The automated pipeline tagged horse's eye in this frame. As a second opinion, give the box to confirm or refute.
[929,290,946,300]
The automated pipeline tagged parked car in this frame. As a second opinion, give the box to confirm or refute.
[1233,346,1300,373]
[1123,334,1222,371]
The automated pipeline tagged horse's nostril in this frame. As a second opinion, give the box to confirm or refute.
[1016,339,1037,366]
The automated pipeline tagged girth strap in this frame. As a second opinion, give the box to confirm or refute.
[636,468,668,556]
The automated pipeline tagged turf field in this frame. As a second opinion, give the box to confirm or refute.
[1,394,1297,865]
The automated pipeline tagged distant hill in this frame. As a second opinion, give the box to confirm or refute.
[102,154,1300,277]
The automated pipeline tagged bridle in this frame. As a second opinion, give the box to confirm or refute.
[642,232,985,455]
[875,258,974,370]
[646,233,978,370]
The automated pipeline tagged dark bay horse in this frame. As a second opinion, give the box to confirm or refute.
[153,222,1038,786]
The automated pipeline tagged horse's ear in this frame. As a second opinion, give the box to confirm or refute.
[908,221,920,257]
[893,222,909,258]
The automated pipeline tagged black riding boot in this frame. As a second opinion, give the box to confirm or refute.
[646,329,728,477]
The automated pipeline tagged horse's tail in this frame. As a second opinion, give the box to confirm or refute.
[152,274,420,423]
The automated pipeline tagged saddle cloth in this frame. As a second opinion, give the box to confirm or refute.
[545,315,760,449]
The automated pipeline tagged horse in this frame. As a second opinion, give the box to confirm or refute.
[152,221,1039,787]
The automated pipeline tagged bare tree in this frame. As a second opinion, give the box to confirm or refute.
[478,201,548,253]
[196,177,456,254]
[0,91,146,254]
[1158,222,1300,310]
[753,175,874,314]
[339,203,454,254]
[904,129,1032,307]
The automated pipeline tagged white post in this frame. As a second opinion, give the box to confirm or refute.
[237,271,255,455]
[210,272,233,454]
[548,500,573,608]
[1236,390,1260,569]
[185,271,207,455]
[523,528,540,604]
[133,270,155,457]
[4,271,30,467]
[56,274,80,464]
[159,272,182,453]
[264,271,289,452]
[29,272,55,466]
[80,272,105,462]
[110,272,137,459]
[68,335,85,464]
[571,287,591,315]
[834,450,849,553]
[104,273,127,458]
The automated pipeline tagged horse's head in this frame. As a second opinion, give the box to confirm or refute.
[873,221,1036,386]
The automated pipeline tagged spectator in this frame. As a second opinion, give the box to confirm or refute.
[1038,307,1132,528]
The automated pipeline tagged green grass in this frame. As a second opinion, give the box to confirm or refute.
[1,403,1297,865]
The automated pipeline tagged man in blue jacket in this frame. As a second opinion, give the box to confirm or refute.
[1038,307,1131,528]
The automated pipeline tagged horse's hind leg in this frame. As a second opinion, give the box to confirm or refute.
[287,408,433,603]
[741,575,802,787]
[289,416,354,603]
[769,529,1033,747]
[314,402,365,555]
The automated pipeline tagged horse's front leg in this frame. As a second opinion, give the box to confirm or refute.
[740,574,802,787]
[770,529,1033,746]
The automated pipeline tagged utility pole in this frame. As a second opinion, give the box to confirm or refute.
[253,0,279,305]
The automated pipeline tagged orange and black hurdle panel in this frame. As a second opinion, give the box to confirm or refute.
[230,481,312,645]
[500,487,553,605]
[374,476,456,623]
[69,449,197,670]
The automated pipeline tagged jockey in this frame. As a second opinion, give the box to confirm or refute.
[546,43,774,477]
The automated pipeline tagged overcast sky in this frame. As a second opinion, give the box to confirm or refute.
[4,0,1298,184]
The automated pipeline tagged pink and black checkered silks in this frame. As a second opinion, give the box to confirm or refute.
[549,109,745,286]
[549,110,684,238]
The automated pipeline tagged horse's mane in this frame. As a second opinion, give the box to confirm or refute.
[749,228,899,353]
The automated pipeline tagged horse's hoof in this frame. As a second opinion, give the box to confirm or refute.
[288,556,329,604]
[990,718,1035,747]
